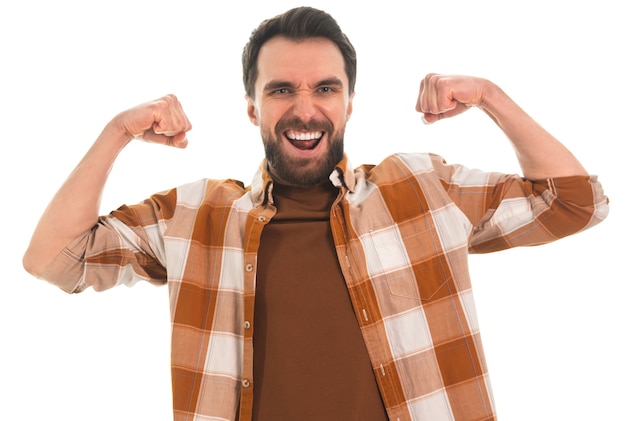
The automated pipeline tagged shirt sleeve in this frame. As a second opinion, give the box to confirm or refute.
[429,154,610,253]
[40,188,178,293]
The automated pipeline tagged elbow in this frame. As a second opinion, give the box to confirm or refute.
[22,240,61,279]
[22,247,46,279]
[587,195,610,228]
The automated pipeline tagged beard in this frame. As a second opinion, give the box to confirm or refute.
[262,117,345,187]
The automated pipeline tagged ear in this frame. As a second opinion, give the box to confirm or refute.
[346,91,355,122]
[246,95,259,126]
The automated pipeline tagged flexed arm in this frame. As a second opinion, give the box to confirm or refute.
[416,74,588,179]
[23,95,192,277]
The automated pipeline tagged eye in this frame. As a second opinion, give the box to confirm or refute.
[318,86,334,94]
[273,88,291,95]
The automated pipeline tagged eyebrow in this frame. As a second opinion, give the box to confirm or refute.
[314,77,344,89]
[263,80,297,93]
[263,77,345,93]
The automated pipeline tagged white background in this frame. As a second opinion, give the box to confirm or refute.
[1,1,623,420]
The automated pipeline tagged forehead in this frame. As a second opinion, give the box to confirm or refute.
[255,36,347,88]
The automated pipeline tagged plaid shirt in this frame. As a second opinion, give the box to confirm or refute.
[41,153,609,420]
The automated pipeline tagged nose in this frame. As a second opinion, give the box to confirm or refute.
[291,92,318,121]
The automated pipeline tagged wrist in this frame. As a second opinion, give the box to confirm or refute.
[476,80,503,110]
[104,115,135,148]
[476,81,514,126]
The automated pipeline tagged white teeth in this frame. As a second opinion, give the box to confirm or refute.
[286,131,323,141]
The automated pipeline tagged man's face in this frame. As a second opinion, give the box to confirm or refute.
[246,36,354,187]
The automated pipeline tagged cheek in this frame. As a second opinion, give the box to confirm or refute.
[257,104,284,127]
[259,114,277,133]
[324,99,351,120]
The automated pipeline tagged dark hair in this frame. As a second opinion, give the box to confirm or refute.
[242,7,357,99]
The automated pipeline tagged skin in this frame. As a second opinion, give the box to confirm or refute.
[416,73,588,179]
[22,96,191,277]
[23,37,588,278]
[246,36,354,187]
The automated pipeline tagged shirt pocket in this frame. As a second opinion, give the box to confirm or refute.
[363,226,452,303]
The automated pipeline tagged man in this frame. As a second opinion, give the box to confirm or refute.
[23,6,608,421]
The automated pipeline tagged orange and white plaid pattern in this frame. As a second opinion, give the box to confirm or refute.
[40,153,609,420]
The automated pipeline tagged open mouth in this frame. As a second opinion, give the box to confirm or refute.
[285,130,324,150]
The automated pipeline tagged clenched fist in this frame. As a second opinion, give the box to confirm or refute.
[112,94,192,148]
[416,74,494,124]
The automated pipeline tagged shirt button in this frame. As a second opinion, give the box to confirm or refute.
[244,321,251,329]
[258,216,267,222]
[242,379,250,388]
[245,264,254,272]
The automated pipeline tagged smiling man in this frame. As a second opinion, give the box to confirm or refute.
[248,35,353,187]
[23,6,608,421]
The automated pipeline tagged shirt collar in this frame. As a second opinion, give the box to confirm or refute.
[250,155,355,206]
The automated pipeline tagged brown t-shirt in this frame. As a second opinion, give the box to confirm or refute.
[252,182,388,420]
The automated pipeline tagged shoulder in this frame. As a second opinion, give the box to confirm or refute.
[170,178,248,206]
[354,153,448,182]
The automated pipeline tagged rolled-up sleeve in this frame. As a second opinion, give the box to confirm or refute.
[40,188,177,293]
[468,174,609,252]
